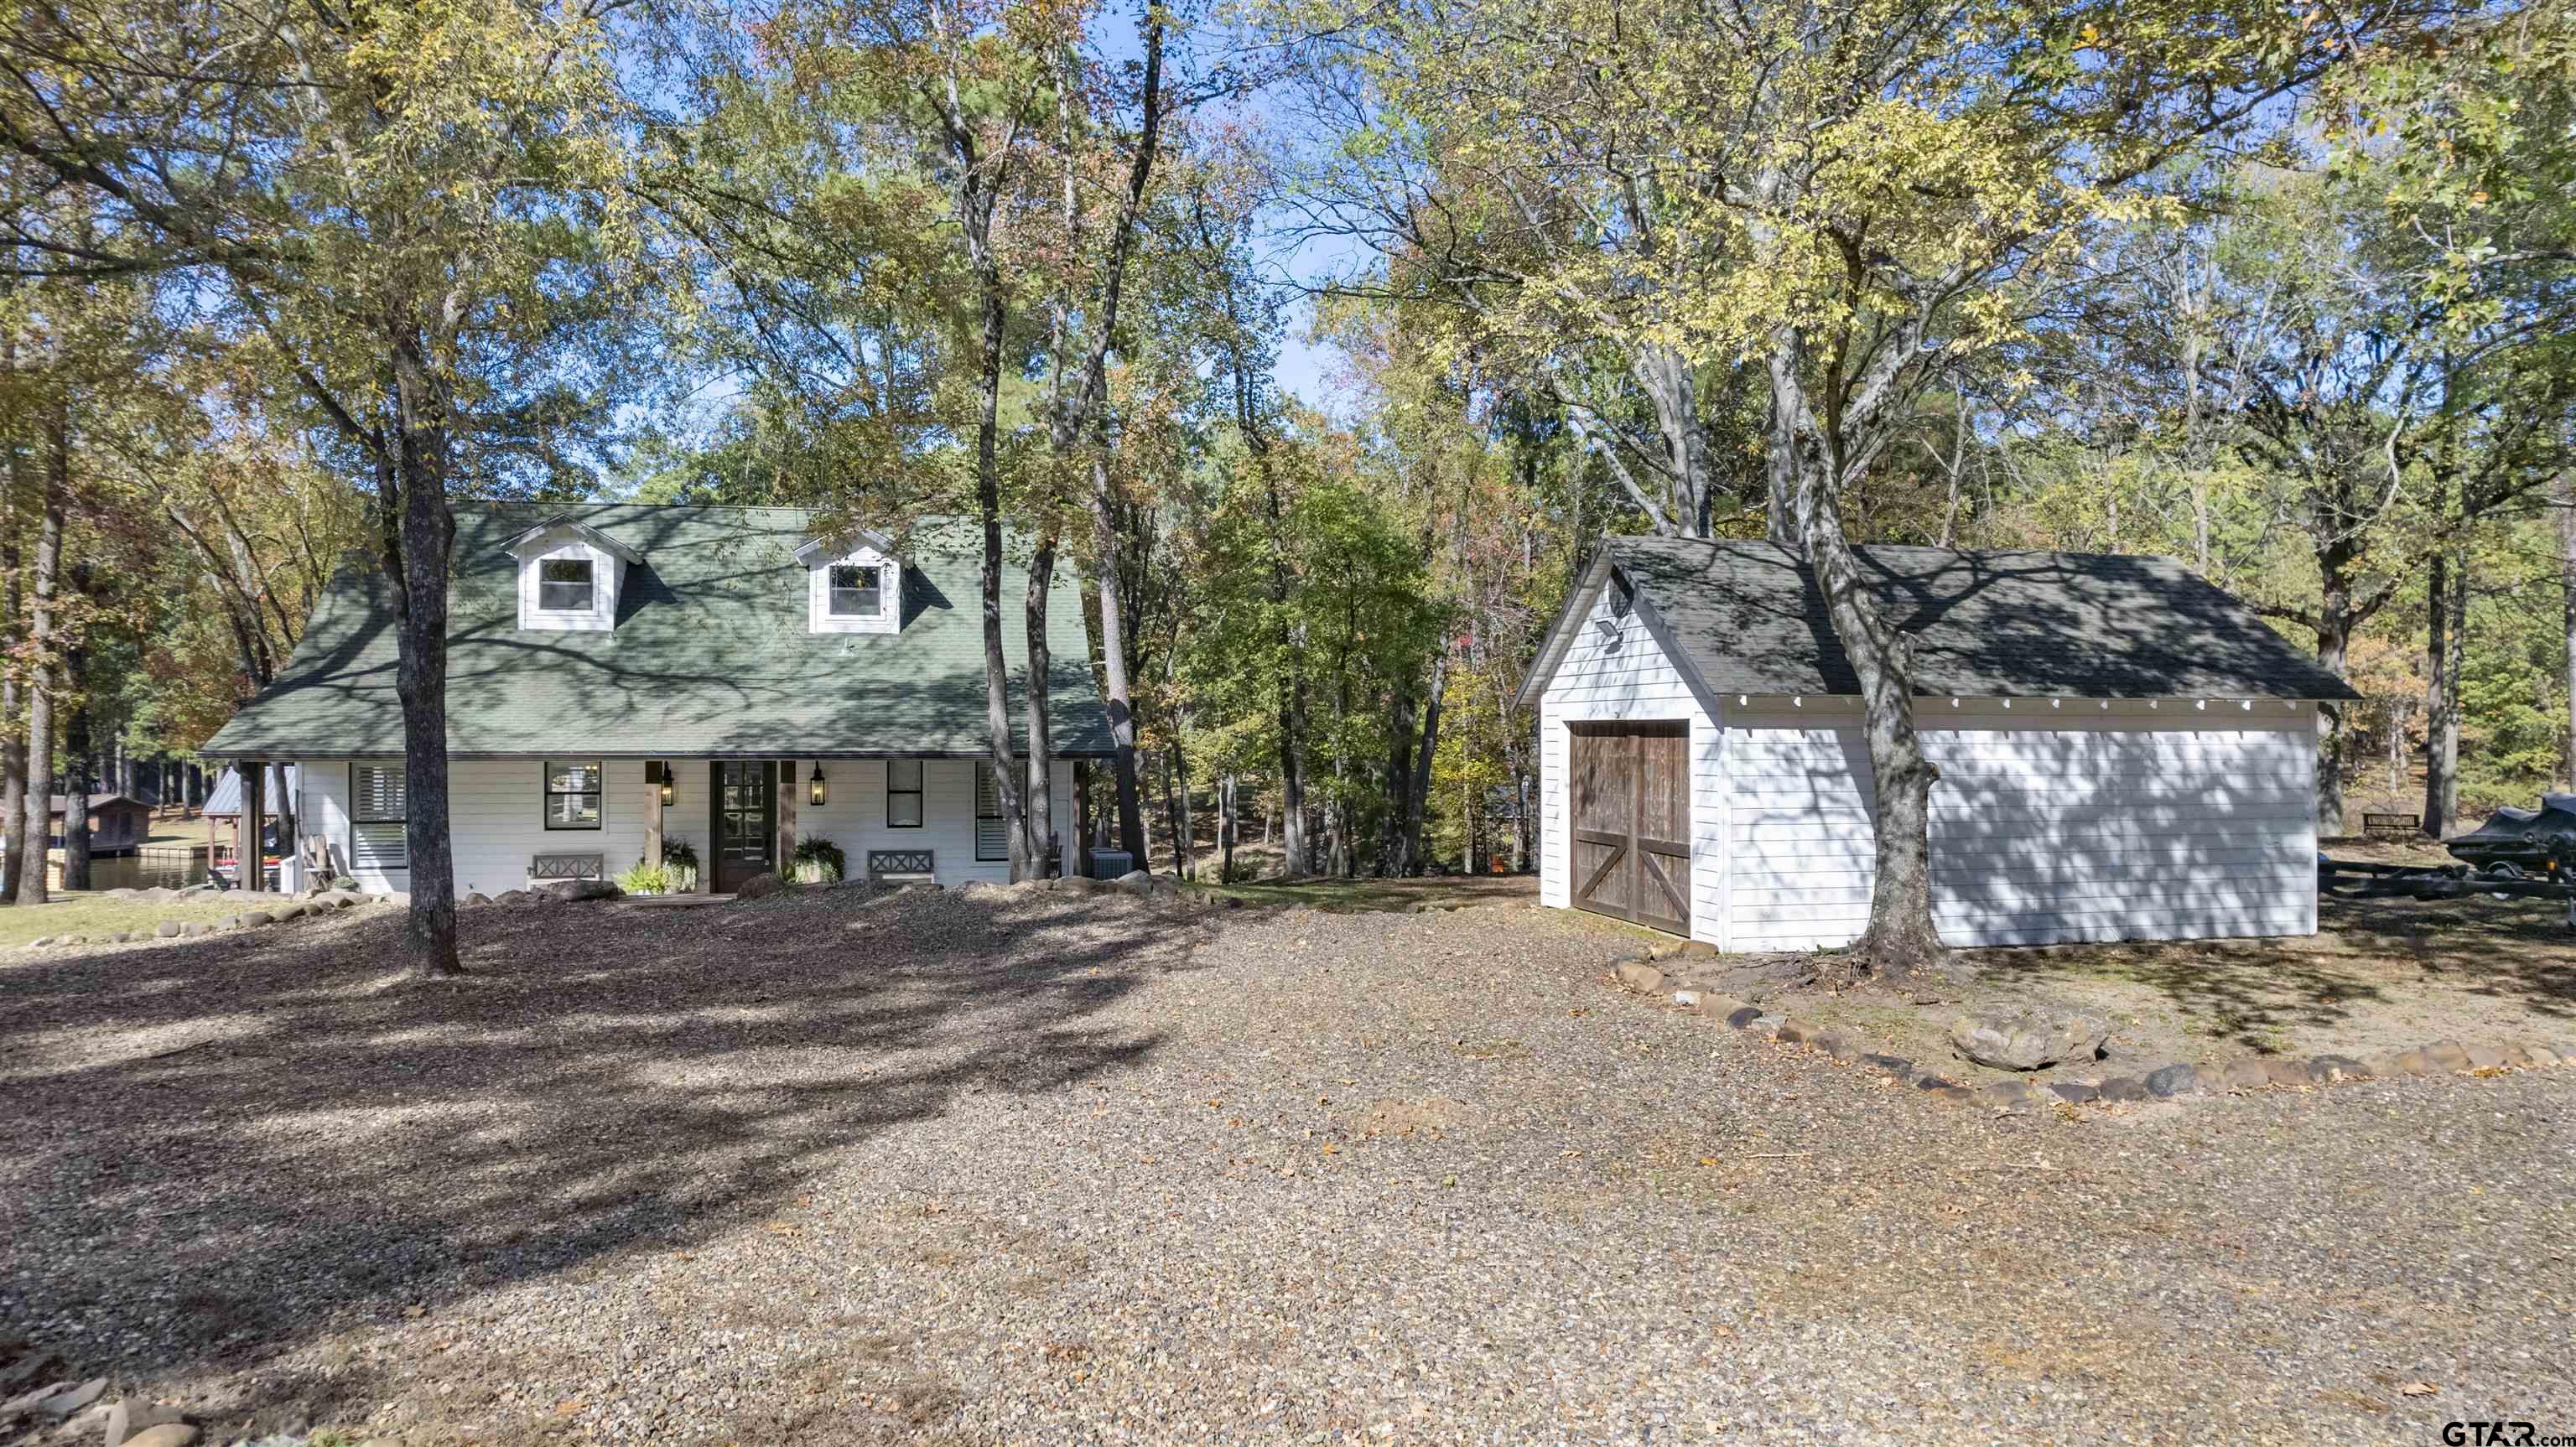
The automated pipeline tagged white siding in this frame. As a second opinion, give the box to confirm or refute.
[295,755,1078,897]
[1535,588,1727,947]
[1725,703,2320,951]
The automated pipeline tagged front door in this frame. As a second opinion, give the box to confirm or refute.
[712,760,777,892]
[1569,722,1690,936]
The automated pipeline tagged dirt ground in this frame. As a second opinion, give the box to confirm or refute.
[1760,855,2575,1078]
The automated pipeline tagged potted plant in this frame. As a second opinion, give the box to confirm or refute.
[790,836,845,885]
[661,839,700,892]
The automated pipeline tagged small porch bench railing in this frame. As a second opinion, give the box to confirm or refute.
[867,848,935,883]
[2362,813,2423,841]
[531,851,607,882]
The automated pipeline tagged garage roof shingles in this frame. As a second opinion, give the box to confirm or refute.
[202,503,1114,759]
[1607,536,2360,702]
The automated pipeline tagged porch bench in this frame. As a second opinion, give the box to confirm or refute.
[531,851,607,883]
[866,848,936,884]
[2362,813,2423,841]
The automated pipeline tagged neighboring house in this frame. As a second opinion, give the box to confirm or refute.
[199,505,1109,896]
[204,764,298,884]
[1515,537,2359,951]
[40,793,153,853]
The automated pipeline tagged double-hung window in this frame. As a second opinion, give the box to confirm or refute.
[538,558,595,612]
[544,760,603,829]
[351,763,408,873]
[827,563,885,620]
[974,763,1006,861]
[886,759,923,827]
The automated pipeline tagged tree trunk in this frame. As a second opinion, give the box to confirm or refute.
[1171,734,1194,880]
[2560,479,2576,790]
[60,656,88,892]
[1,418,23,904]
[1405,651,1446,877]
[1379,682,1418,876]
[388,324,462,975]
[1090,460,1148,864]
[1159,744,1184,877]
[2312,571,2357,838]
[1219,772,1237,883]
[242,763,263,892]
[13,396,65,907]
[2422,541,2464,838]
[967,264,1028,882]
[1022,534,1057,877]
[1774,345,1943,978]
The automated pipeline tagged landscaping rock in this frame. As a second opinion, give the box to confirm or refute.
[103,887,140,899]
[2425,1040,2472,1071]
[1054,874,1104,895]
[122,1427,200,1447]
[2464,1042,2507,1070]
[2391,1049,2434,1076]
[1679,941,1717,958]
[1813,1032,1857,1062]
[1979,1080,2043,1112]
[217,917,242,931]
[1723,1006,1763,1029]
[730,873,785,900]
[2098,1076,2152,1102]
[495,889,532,904]
[1114,869,1151,885]
[23,936,50,950]
[1613,960,1666,993]
[2258,1057,2313,1087]
[109,931,131,943]
[1947,1008,2109,1071]
[34,1377,105,1417]
[2308,1055,2366,1083]
[1860,1053,1914,1076]
[2529,1044,2564,1068]
[1913,1073,1960,1092]
[242,910,274,927]
[179,922,209,937]
[2144,1063,2201,1098]
[2049,1081,2101,1105]
[1750,1013,1784,1035]
[154,921,181,938]
[465,892,493,907]
[102,1397,189,1446]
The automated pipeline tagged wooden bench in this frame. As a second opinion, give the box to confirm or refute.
[2362,813,2423,840]
[866,848,935,884]
[531,851,607,882]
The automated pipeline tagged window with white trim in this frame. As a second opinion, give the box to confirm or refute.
[351,762,408,872]
[538,558,595,612]
[886,759,923,827]
[974,763,1006,861]
[544,760,603,829]
[827,563,886,619]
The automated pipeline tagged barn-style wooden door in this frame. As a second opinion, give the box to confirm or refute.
[1569,722,1690,936]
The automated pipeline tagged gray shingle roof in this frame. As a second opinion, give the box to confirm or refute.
[201,504,1113,759]
[1582,537,2359,702]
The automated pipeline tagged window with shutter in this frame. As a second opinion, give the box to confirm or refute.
[974,763,1006,861]
[351,763,408,871]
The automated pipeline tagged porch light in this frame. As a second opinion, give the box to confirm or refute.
[647,760,673,806]
[809,762,826,806]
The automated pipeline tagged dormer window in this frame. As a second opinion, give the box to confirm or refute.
[798,530,901,635]
[506,514,640,633]
[540,558,595,613]
[828,563,886,620]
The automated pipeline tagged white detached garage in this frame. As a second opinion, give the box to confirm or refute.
[1517,538,2360,951]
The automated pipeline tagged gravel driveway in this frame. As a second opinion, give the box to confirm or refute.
[3,886,2573,1445]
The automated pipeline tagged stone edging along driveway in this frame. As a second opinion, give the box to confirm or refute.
[1607,957,2571,1112]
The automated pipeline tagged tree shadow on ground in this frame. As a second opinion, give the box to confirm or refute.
[0,885,1213,1415]
[1964,891,2575,1054]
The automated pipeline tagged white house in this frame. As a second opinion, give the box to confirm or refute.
[1514,537,2358,951]
[200,504,1100,896]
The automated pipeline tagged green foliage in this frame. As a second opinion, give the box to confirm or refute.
[790,835,846,885]
[661,840,701,892]
[616,861,675,895]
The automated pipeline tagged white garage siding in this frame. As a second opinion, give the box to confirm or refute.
[1535,588,1727,947]
[1725,702,2320,951]
[294,756,1077,897]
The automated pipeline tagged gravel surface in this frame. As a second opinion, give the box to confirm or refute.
[3,885,2573,1445]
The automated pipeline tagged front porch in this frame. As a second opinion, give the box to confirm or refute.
[247,755,1083,899]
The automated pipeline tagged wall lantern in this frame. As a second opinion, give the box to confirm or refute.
[809,761,827,806]
[647,760,673,806]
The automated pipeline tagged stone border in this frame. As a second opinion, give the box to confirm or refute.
[20,891,377,953]
[1608,957,2569,1113]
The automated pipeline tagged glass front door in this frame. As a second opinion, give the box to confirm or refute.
[713,761,776,892]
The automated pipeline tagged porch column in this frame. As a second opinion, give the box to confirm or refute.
[776,758,798,880]
[642,761,662,884]
[242,762,264,895]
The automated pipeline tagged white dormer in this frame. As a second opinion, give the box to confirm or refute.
[796,530,901,635]
[506,516,641,632]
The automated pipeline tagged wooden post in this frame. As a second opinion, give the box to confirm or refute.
[776,758,798,880]
[642,761,663,885]
[242,762,265,895]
